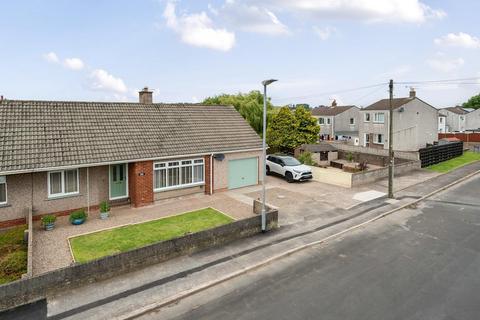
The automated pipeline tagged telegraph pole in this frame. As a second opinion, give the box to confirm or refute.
[388,79,394,199]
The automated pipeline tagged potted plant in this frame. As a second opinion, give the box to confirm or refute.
[99,201,110,220]
[41,214,56,231]
[69,209,87,225]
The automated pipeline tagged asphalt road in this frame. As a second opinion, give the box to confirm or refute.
[166,175,480,320]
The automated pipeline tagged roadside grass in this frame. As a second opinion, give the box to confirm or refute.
[427,151,480,173]
[0,225,27,284]
[69,208,234,263]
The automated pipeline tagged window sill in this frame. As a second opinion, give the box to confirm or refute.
[154,182,205,193]
[47,193,81,201]
[0,203,11,209]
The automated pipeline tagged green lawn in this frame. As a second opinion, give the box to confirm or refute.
[427,151,480,173]
[0,225,27,284]
[69,208,234,263]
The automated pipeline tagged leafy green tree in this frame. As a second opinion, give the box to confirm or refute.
[266,107,298,153]
[267,106,320,153]
[462,93,480,110]
[294,106,320,146]
[203,91,274,134]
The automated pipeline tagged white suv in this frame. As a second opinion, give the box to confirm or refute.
[266,155,313,183]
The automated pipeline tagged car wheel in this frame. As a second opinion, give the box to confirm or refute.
[285,172,294,183]
[266,166,271,176]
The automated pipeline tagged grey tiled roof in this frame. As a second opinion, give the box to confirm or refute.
[445,106,468,115]
[0,100,262,174]
[311,106,356,116]
[363,98,413,110]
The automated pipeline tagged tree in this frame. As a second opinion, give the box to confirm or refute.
[462,93,480,110]
[266,107,298,153]
[267,106,320,153]
[203,91,274,134]
[294,107,320,145]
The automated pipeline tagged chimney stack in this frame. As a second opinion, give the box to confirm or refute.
[409,87,416,98]
[331,99,337,108]
[139,87,153,104]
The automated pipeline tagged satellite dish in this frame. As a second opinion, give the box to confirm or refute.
[213,154,225,161]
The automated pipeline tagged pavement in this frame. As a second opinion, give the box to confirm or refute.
[161,171,480,320]
[3,161,479,319]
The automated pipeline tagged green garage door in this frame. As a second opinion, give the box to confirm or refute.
[228,157,258,189]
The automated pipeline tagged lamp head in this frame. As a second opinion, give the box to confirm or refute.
[262,79,278,86]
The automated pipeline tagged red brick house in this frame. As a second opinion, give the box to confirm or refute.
[0,88,263,227]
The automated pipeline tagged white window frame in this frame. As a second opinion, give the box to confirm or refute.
[373,134,384,145]
[47,169,80,198]
[373,112,385,124]
[319,117,325,125]
[364,113,370,122]
[364,133,370,146]
[0,176,7,205]
[326,117,331,125]
[153,158,205,192]
[349,117,355,125]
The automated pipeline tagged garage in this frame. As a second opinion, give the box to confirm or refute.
[228,157,258,189]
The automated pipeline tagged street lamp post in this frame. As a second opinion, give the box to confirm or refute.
[261,79,277,232]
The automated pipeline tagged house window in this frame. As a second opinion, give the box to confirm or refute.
[374,134,384,144]
[349,118,355,125]
[0,176,6,204]
[364,113,370,122]
[154,158,204,191]
[439,117,444,123]
[48,169,79,198]
[326,118,331,125]
[319,117,325,125]
[364,133,370,146]
[374,113,385,123]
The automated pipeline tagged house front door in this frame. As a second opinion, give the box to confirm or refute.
[110,164,128,200]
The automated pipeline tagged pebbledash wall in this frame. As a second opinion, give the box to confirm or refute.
[0,150,262,227]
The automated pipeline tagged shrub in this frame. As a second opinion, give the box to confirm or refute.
[346,152,354,162]
[69,209,87,222]
[298,152,315,166]
[41,214,56,225]
[99,201,110,213]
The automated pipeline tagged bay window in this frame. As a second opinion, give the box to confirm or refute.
[154,158,204,191]
[48,169,79,198]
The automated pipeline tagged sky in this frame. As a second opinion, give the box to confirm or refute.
[0,0,479,108]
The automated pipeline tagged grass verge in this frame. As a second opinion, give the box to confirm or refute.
[0,225,27,284]
[427,151,480,173]
[69,208,234,263]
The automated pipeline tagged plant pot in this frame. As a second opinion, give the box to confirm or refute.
[100,211,109,220]
[71,218,85,225]
[44,223,55,231]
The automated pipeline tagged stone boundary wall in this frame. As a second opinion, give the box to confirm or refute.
[351,160,421,187]
[330,142,420,161]
[0,209,278,311]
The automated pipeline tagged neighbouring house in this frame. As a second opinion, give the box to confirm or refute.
[438,113,447,133]
[311,101,360,145]
[441,106,468,132]
[358,89,438,151]
[0,88,263,227]
[466,108,480,131]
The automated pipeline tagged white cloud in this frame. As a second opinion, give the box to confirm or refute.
[426,53,464,73]
[90,69,128,94]
[263,0,445,23]
[313,26,336,40]
[43,52,59,63]
[220,2,290,36]
[63,58,85,70]
[163,1,235,52]
[434,32,480,49]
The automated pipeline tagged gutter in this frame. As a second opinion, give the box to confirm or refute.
[0,148,263,176]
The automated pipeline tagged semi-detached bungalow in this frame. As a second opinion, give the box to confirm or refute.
[0,88,263,227]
